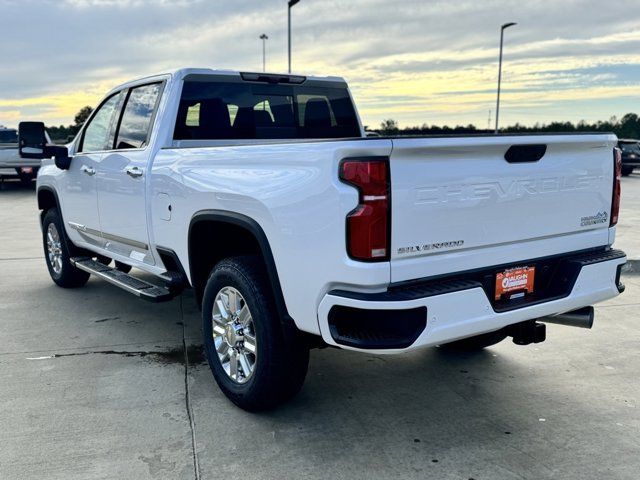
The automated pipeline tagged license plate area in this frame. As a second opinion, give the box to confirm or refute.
[495,266,535,301]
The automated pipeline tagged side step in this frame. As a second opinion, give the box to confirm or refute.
[71,257,174,303]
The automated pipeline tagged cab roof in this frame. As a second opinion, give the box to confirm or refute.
[107,68,347,95]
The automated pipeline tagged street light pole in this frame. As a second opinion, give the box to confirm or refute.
[260,33,269,72]
[495,22,516,134]
[288,0,300,74]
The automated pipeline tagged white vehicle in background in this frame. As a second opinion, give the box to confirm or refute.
[0,125,50,183]
[20,68,626,411]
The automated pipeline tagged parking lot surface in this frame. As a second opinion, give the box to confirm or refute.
[1,173,639,480]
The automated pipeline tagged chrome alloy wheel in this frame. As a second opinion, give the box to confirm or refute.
[46,223,63,275]
[211,286,257,384]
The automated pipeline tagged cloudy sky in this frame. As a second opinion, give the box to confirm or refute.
[1,0,640,130]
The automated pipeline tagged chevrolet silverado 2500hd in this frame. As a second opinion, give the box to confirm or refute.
[20,69,626,411]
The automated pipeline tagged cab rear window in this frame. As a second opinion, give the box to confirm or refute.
[174,79,360,140]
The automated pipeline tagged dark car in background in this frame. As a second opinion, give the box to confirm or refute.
[618,139,640,176]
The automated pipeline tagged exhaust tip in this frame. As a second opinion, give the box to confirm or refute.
[543,306,594,329]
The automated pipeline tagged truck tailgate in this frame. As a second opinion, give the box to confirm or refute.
[389,134,617,283]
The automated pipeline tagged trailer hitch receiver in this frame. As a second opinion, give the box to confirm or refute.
[507,320,546,346]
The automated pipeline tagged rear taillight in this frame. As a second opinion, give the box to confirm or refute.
[611,147,622,226]
[339,157,390,261]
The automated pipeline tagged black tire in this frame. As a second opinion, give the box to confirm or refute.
[622,166,634,176]
[441,329,508,352]
[42,208,90,288]
[202,255,309,411]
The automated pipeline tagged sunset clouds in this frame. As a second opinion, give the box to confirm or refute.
[1,0,639,129]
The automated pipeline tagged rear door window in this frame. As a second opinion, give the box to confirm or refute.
[115,83,162,149]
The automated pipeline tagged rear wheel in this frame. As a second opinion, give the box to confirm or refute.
[42,208,90,288]
[622,166,634,176]
[202,256,309,411]
[441,329,508,352]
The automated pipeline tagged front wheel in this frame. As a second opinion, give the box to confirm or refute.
[622,166,634,176]
[202,256,309,411]
[42,208,90,288]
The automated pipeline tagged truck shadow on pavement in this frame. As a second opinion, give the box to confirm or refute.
[187,327,614,479]
[236,344,617,478]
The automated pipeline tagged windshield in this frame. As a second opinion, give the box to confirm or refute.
[174,79,361,140]
[0,129,18,144]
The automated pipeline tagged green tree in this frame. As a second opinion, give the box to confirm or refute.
[46,106,95,142]
[74,106,94,128]
[617,113,640,139]
[379,119,399,135]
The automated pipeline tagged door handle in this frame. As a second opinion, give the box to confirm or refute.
[125,167,144,178]
[81,165,96,176]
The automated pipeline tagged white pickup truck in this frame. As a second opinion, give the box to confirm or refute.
[21,68,626,411]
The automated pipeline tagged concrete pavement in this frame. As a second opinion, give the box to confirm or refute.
[0,173,639,480]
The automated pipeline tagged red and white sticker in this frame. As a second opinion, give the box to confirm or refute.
[495,266,535,300]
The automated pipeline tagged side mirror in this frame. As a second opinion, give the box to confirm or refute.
[45,145,72,170]
[18,122,46,158]
[19,121,72,169]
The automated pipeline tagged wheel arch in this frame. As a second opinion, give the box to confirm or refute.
[37,186,60,212]
[37,186,64,229]
[188,210,293,326]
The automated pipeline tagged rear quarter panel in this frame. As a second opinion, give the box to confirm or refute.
[149,139,392,334]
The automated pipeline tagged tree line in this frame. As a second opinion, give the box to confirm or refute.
[48,106,640,141]
[375,113,640,139]
[47,106,93,142]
